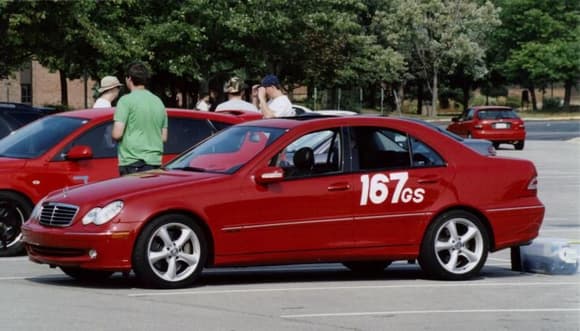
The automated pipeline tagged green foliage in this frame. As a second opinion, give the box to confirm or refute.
[542,97,563,110]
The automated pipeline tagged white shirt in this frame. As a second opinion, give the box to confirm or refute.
[196,100,210,111]
[216,99,259,112]
[93,98,111,108]
[268,95,294,117]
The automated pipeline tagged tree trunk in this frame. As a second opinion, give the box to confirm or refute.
[529,84,537,111]
[431,70,438,118]
[564,79,572,110]
[59,70,68,107]
[461,83,470,111]
[417,81,424,115]
[397,84,404,114]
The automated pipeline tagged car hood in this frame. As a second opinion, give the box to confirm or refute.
[44,169,225,205]
[0,157,27,171]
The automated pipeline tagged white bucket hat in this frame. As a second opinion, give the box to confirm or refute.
[98,76,122,93]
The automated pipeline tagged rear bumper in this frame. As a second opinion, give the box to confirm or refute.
[486,202,545,251]
[22,222,138,271]
[472,130,526,142]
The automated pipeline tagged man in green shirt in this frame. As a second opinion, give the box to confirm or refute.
[112,61,168,176]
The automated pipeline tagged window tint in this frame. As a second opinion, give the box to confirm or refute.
[55,122,116,160]
[0,119,10,138]
[165,117,215,154]
[272,129,342,179]
[210,120,233,131]
[0,116,85,159]
[353,127,411,171]
[410,137,445,167]
[477,109,519,120]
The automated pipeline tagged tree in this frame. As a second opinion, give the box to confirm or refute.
[492,0,580,110]
[377,0,500,117]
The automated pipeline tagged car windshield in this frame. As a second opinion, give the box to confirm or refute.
[478,109,519,120]
[0,116,86,159]
[166,125,286,174]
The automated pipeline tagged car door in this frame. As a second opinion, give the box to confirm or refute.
[449,108,475,136]
[41,121,119,194]
[350,126,452,249]
[222,128,358,255]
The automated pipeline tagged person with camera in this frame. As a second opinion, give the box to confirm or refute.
[252,74,294,118]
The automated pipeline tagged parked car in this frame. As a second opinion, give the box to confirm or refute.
[22,115,544,288]
[0,102,57,115]
[0,107,44,139]
[404,118,496,156]
[293,104,357,116]
[0,108,261,256]
[447,106,526,150]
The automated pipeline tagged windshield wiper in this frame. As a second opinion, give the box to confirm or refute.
[170,166,207,172]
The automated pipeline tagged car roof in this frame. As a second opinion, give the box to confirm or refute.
[52,107,260,122]
[239,114,422,130]
[471,106,513,111]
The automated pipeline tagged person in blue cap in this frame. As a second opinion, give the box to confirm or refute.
[252,74,295,118]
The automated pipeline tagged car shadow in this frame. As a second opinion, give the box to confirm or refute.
[24,262,532,290]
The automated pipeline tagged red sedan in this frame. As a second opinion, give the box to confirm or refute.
[22,116,544,288]
[447,106,526,150]
[0,108,261,256]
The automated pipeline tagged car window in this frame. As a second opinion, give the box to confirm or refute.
[464,109,475,120]
[0,116,85,159]
[55,121,117,160]
[210,120,234,132]
[5,112,43,125]
[272,129,342,179]
[410,137,445,167]
[477,109,519,120]
[0,118,10,138]
[166,126,285,174]
[165,117,215,154]
[353,127,411,171]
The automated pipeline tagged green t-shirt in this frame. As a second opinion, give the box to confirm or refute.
[114,89,167,166]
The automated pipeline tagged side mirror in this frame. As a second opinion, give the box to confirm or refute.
[66,145,93,160]
[254,166,285,185]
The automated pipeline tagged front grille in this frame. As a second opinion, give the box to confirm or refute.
[27,244,86,257]
[39,203,79,227]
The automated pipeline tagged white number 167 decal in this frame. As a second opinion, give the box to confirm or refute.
[360,172,425,206]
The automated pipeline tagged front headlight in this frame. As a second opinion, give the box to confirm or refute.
[30,198,46,221]
[82,200,124,226]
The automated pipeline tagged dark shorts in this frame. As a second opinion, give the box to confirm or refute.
[119,160,160,176]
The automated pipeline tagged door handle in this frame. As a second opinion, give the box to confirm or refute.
[418,176,440,184]
[328,182,351,191]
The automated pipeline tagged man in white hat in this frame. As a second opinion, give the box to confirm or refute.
[93,76,123,108]
[216,77,259,112]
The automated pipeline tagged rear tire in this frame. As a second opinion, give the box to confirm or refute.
[419,210,488,280]
[0,192,32,257]
[132,214,207,289]
[515,141,525,150]
[343,261,391,273]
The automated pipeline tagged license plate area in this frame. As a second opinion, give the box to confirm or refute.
[493,122,510,129]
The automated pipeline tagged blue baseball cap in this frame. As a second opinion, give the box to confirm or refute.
[261,74,280,87]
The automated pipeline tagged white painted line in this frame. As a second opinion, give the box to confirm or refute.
[281,308,580,319]
[128,281,579,297]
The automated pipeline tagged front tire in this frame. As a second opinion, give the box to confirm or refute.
[132,214,207,289]
[0,192,32,257]
[419,210,489,280]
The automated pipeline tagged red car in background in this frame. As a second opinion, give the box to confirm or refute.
[22,116,544,288]
[447,106,526,150]
[0,108,261,256]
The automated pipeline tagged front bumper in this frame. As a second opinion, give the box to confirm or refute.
[22,221,138,271]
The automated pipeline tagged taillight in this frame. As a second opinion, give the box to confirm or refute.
[527,176,538,190]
